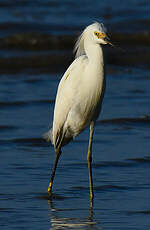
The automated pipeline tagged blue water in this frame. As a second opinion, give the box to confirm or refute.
[0,0,150,36]
[1,66,150,230]
[1,1,150,229]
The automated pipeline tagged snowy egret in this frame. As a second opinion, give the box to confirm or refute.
[45,22,112,203]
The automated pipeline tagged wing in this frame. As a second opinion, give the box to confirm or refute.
[52,55,88,149]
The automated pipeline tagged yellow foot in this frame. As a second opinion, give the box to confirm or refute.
[90,193,94,208]
[48,182,52,193]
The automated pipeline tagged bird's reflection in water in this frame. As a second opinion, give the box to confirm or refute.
[48,199,99,230]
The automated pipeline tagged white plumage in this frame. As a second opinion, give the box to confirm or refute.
[46,22,112,204]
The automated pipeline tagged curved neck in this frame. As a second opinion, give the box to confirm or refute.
[84,38,104,67]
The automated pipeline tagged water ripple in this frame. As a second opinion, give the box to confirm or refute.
[99,116,150,125]
[94,160,135,169]
[128,157,150,164]
[127,210,150,216]
[12,137,48,147]
[0,99,54,108]
[0,125,17,131]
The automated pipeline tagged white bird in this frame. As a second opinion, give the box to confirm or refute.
[45,22,112,204]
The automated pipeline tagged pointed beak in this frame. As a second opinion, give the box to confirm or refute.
[103,35,114,46]
[96,32,114,46]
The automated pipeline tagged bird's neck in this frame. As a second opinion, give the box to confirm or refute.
[84,39,104,68]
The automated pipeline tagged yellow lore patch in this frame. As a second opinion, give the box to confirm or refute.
[94,31,106,39]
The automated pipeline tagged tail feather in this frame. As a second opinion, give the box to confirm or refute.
[43,128,53,143]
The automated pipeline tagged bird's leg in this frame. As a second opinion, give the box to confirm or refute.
[48,148,62,194]
[87,121,95,206]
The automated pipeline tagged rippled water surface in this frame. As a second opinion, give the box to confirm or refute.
[1,67,150,230]
[1,1,150,230]
[0,0,150,35]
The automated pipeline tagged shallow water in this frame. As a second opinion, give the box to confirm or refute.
[1,0,150,35]
[1,65,150,230]
[1,1,150,229]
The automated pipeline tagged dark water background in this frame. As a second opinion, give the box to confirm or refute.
[1,0,150,229]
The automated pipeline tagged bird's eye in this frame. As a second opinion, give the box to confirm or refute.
[94,31,99,36]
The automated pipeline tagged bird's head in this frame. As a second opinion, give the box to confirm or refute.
[74,22,113,58]
[85,22,113,46]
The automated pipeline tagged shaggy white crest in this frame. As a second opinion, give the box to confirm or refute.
[74,22,107,58]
